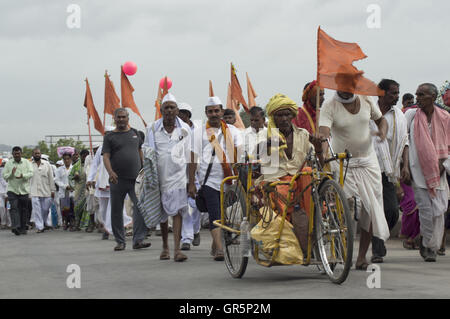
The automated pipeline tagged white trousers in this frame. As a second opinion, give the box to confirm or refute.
[32,197,53,231]
[413,185,448,250]
[181,205,201,244]
[0,193,11,227]
[97,196,131,235]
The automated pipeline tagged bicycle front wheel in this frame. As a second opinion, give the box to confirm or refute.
[221,183,249,278]
[314,179,353,284]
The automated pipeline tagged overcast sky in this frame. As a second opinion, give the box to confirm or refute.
[1,0,449,147]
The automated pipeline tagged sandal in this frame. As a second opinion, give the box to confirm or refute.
[174,251,188,262]
[355,262,369,271]
[160,250,170,260]
[214,250,224,261]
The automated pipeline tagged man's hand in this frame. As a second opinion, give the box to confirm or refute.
[15,174,23,179]
[309,134,324,153]
[109,171,118,184]
[11,167,17,176]
[400,165,411,185]
[187,183,197,199]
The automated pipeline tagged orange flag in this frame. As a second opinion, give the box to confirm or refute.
[317,27,384,96]
[104,71,120,116]
[226,82,245,130]
[120,66,147,127]
[246,72,257,107]
[230,63,249,112]
[154,86,163,121]
[84,78,104,135]
[209,80,215,97]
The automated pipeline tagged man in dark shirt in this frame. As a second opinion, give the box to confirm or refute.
[103,108,150,251]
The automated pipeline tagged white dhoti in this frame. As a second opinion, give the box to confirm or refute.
[333,151,390,241]
[413,185,448,250]
[181,198,201,244]
[32,197,53,231]
[160,189,188,223]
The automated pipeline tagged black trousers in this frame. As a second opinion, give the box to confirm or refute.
[372,173,400,257]
[7,192,29,231]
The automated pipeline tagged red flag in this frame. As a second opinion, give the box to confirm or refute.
[246,72,257,107]
[120,66,147,127]
[84,78,104,136]
[230,63,249,112]
[104,71,120,116]
[317,27,384,96]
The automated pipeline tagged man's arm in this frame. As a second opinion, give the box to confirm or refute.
[139,148,144,167]
[2,162,12,181]
[374,116,388,141]
[103,153,118,184]
[400,146,411,184]
[188,151,197,198]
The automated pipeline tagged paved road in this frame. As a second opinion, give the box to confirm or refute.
[1,227,449,299]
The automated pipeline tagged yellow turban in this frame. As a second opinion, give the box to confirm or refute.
[265,93,298,154]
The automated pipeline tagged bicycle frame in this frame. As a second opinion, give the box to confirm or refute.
[213,143,352,268]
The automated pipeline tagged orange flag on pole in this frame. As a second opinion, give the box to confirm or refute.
[246,72,257,107]
[154,86,163,121]
[317,27,384,96]
[230,63,249,112]
[104,71,120,116]
[209,80,215,97]
[84,78,104,136]
[226,82,245,130]
[120,66,147,127]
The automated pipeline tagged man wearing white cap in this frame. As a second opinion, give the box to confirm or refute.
[87,126,132,240]
[178,102,201,250]
[0,159,11,229]
[188,96,243,261]
[145,93,191,261]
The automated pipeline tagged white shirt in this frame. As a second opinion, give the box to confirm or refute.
[191,123,243,191]
[405,108,447,190]
[153,120,191,193]
[87,145,110,198]
[243,126,267,159]
[55,165,73,198]
[30,160,55,197]
[0,167,7,194]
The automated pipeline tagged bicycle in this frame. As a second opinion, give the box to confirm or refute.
[213,139,354,284]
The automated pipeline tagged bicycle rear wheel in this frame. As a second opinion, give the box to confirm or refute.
[314,179,353,284]
[222,183,249,278]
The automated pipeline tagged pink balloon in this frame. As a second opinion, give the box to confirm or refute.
[123,61,137,76]
[159,77,173,90]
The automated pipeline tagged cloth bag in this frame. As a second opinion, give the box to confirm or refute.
[250,207,303,265]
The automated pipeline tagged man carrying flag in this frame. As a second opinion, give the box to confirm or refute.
[316,27,389,270]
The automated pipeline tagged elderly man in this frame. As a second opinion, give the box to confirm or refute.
[145,94,191,261]
[103,108,150,251]
[319,90,390,270]
[404,83,449,262]
[30,148,55,233]
[370,79,410,263]
[188,96,243,261]
[2,147,34,235]
[256,94,324,254]
[292,81,325,134]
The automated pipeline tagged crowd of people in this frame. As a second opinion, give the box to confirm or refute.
[1,79,449,267]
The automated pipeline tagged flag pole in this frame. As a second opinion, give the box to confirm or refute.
[315,85,320,134]
[85,78,94,156]
[103,70,108,127]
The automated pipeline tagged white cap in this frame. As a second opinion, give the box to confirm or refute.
[105,126,115,132]
[162,93,177,105]
[56,160,63,166]
[41,154,49,161]
[206,96,222,106]
[92,142,101,148]
[178,102,192,113]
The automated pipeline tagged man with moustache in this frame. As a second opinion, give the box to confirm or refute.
[30,148,56,233]
[103,108,150,251]
[370,79,410,263]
